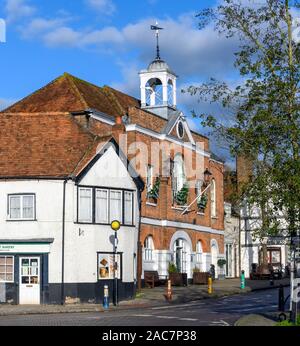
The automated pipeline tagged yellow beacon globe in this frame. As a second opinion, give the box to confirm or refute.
[111,220,121,232]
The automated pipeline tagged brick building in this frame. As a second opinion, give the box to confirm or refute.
[1,50,225,284]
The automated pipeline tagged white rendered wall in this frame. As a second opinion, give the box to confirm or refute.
[0,147,139,285]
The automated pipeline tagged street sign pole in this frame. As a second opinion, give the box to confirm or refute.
[111,220,121,307]
[114,230,118,306]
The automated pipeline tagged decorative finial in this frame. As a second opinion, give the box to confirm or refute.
[151,21,164,60]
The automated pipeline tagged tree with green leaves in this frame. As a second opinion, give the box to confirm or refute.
[187,0,300,259]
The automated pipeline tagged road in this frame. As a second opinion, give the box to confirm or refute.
[0,288,286,326]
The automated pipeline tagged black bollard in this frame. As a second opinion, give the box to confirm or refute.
[278,284,285,312]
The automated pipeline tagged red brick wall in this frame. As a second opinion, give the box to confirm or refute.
[140,224,224,255]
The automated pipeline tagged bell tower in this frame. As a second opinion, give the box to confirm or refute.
[139,23,177,120]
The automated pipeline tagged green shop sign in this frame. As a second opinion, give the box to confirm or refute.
[0,244,15,252]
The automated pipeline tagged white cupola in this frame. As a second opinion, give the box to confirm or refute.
[139,23,177,120]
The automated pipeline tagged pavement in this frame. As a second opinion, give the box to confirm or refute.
[234,314,277,326]
[0,287,287,326]
[0,278,290,317]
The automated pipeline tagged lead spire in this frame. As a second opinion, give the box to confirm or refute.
[150,22,164,60]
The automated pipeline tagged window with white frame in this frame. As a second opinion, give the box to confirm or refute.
[8,194,35,220]
[196,241,203,265]
[146,165,154,193]
[78,188,93,223]
[144,236,154,261]
[95,189,109,224]
[211,179,217,218]
[173,154,186,193]
[78,187,134,225]
[0,256,14,282]
[195,180,203,203]
[124,191,134,225]
[109,190,122,223]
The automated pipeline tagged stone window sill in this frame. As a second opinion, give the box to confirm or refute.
[171,206,187,211]
[146,202,157,207]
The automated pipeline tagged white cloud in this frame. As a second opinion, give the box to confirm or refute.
[43,27,82,47]
[5,0,36,24]
[86,0,116,15]
[20,17,70,39]
[111,61,141,97]
[21,13,237,81]
[41,25,123,48]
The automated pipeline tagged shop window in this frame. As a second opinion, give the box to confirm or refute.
[267,248,282,266]
[8,194,35,220]
[98,253,121,280]
[0,256,14,283]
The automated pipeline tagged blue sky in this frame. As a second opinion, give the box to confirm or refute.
[0,0,239,162]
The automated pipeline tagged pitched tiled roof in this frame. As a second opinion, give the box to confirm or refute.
[0,112,104,178]
[2,73,138,118]
[3,75,87,114]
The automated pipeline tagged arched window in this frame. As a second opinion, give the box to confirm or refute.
[196,241,203,264]
[211,179,217,218]
[146,78,163,106]
[173,154,186,193]
[144,236,154,261]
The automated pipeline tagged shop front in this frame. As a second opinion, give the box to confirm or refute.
[0,240,52,305]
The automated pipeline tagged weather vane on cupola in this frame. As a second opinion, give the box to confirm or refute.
[151,22,164,60]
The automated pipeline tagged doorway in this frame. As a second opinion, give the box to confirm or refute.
[19,257,40,305]
[174,239,187,273]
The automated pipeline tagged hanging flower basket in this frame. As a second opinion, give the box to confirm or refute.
[174,184,189,206]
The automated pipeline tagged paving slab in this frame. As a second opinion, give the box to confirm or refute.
[234,314,277,326]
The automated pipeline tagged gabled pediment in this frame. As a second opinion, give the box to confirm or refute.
[163,111,195,145]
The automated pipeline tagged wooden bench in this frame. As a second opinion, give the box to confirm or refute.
[144,271,167,289]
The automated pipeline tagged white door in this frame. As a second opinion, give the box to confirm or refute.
[19,257,40,305]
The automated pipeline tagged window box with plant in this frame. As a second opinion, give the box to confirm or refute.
[147,177,160,204]
[174,183,189,207]
[197,193,208,212]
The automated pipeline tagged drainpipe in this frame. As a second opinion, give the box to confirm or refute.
[61,179,68,305]
[137,188,143,293]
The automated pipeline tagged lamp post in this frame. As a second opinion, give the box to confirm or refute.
[111,220,121,306]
